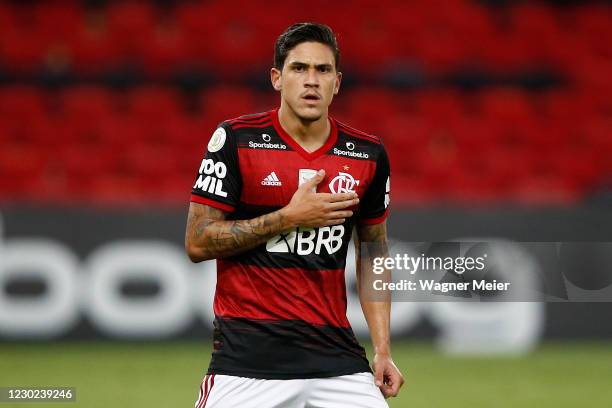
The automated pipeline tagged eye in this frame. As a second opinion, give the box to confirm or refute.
[293,65,305,72]
[318,66,331,73]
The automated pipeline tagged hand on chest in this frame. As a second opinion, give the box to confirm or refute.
[239,151,372,207]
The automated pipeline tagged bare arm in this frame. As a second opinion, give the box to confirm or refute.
[355,221,404,398]
[355,222,391,355]
[185,203,292,262]
[185,169,359,262]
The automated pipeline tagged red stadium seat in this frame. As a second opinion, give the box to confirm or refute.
[450,117,497,153]
[0,145,49,200]
[141,22,192,77]
[478,89,534,124]
[415,90,468,122]
[510,3,564,64]
[0,86,47,122]
[378,115,429,153]
[0,29,46,73]
[123,144,181,182]
[574,4,612,49]
[60,86,117,123]
[159,116,208,151]
[344,89,399,131]
[68,8,122,74]
[127,86,183,121]
[200,87,257,127]
[337,8,398,74]
[33,3,83,43]
[541,90,590,122]
[59,114,133,152]
[177,2,273,78]
[106,1,156,59]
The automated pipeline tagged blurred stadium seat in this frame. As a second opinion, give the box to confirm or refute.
[0,0,610,207]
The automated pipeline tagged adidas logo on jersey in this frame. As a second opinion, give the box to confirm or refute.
[261,172,282,186]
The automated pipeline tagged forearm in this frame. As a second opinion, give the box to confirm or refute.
[186,205,295,262]
[355,222,392,355]
[358,254,392,355]
[360,299,391,355]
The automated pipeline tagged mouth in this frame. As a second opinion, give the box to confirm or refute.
[302,93,321,103]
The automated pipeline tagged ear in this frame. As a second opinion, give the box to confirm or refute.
[270,67,282,91]
[333,71,342,95]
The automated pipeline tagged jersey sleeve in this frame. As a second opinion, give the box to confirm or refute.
[358,145,390,225]
[190,123,241,212]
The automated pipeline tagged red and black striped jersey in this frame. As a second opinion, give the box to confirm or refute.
[190,108,390,379]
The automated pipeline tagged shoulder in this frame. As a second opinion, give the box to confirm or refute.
[206,110,273,149]
[222,110,274,132]
[335,119,382,146]
[333,118,387,161]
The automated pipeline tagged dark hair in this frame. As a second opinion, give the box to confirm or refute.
[274,23,340,70]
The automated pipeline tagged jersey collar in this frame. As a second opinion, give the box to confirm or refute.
[270,108,338,162]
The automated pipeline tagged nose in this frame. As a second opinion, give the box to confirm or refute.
[304,68,319,87]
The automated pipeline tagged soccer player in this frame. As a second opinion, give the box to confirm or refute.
[185,22,403,407]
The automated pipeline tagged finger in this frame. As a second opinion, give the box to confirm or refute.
[379,379,397,398]
[301,169,326,189]
[327,210,353,219]
[390,369,404,387]
[384,379,400,397]
[327,198,359,210]
[390,381,401,397]
[382,386,396,398]
[385,372,403,397]
[373,366,384,388]
[326,192,358,203]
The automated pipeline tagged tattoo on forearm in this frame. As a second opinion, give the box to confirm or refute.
[186,203,286,260]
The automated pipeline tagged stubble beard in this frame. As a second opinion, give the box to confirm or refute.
[291,101,325,124]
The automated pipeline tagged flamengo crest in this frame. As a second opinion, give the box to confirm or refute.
[329,172,359,194]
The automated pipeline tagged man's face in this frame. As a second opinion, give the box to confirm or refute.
[271,41,342,122]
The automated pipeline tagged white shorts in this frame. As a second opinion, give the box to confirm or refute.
[194,372,388,408]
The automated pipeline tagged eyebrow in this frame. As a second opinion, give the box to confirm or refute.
[288,61,334,70]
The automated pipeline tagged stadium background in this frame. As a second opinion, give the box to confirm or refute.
[0,0,611,407]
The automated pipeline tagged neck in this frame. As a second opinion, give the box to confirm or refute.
[278,103,330,151]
